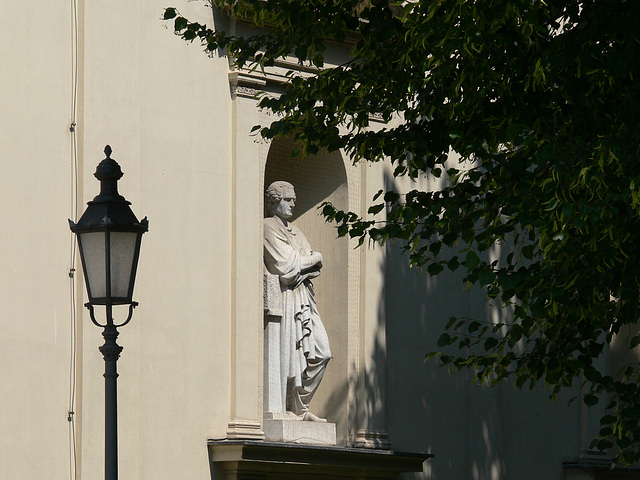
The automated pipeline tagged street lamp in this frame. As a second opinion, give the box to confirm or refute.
[69,145,148,480]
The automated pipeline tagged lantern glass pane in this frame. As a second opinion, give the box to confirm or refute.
[110,231,138,299]
[78,231,106,300]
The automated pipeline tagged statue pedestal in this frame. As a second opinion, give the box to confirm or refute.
[263,417,337,446]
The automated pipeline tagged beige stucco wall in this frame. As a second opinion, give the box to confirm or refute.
[79,1,234,478]
[0,0,77,478]
[1,1,233,478]
[0,1,594,479]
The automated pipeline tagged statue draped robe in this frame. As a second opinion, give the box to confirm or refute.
[263,215,332,415]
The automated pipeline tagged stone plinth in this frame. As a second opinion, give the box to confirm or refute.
[263,418,336,445]
[208,440,431,480]
[263,314,285,413]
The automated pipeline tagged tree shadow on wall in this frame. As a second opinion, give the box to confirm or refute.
[382,243,511,480]
[379,169,580,480]
[323,169,581,480]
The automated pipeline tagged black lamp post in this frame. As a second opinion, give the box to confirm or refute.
[69,145,148,480]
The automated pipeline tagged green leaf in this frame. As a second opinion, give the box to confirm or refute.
[445,317,457,329]
[484,337,499,350]
[369,228,383,242]
[424,351,440,362]
[600,415,616,425]
[522,245,534,259]
[583,394,599,407]
[465,251,481,269]
[174,16,188,31]
[183,29,197,41]
[368,203,385,215]
[447,256,460,272]
[384,191,400,203]
[322,203,335,218]
[515,375,528,389]
[597,439,614,451]
[437,333,452,347]
[428,262,444,276]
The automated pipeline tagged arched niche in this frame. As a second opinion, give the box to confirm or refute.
[264,136,350,443]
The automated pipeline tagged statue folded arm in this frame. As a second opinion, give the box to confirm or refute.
[264,219,323,289]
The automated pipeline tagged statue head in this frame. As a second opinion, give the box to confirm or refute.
[265,181,296,220]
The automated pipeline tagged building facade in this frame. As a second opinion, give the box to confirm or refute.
[0,1,615,479]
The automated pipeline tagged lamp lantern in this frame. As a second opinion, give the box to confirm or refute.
[70,145,148,308]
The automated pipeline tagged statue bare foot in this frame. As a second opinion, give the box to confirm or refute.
[302,412,327,423]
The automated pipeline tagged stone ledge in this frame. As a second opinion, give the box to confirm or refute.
[355,429,392,449]
[263,418,336,445]
[208,440,431,480]
[563,464,640,480]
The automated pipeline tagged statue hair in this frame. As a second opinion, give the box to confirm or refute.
[265,181,295,211]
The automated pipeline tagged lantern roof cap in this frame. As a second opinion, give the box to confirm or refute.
[69,146,148,233]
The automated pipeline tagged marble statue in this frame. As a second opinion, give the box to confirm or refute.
[263,181,332,422]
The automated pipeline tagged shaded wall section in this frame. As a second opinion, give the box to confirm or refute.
[382,242,582,479]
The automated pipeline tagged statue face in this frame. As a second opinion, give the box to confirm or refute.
[274,188,296,220]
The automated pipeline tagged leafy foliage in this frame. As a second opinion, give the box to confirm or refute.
[165,0,640,463]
